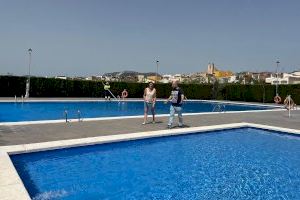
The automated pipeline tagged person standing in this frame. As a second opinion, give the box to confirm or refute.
[165,80,184,128]
[143,82,156,124]
[104,82,111,100]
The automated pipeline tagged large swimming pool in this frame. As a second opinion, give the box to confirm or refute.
[0,101,276,122]
[11,127,300,200]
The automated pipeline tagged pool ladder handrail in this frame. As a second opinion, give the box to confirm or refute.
[212,103,226,112]
[64,110,69,123]
[77,110,82,122]
[64,109,83,123]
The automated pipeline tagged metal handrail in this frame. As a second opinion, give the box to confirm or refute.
[212,103,226,112]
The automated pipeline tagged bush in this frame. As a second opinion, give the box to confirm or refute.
[0,76,299,104]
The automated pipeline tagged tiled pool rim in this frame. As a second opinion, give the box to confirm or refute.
[0,99,284,126]
[0,122,299,200]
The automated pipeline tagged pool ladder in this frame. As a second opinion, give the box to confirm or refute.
[64,110,82,123]
[212,103,226,112]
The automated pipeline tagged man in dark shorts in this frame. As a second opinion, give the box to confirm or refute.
[165,80,184,128]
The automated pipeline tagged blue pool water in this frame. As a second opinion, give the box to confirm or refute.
[11,128,300,200]
[0,101,274,122]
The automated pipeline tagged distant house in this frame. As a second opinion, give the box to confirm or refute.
[55,76,68,80]
[251,72,272,82]
[228,75,238,83]
[265,71,300,84]
[145,75,162,83]
[137,75,145,83]
[173,74,183,82]
[159,74,173,83]
[73,76,86,80]
[85,76,97,81]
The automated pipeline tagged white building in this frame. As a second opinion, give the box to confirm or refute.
[55,76,67,80]
[85,76,97,81]
[159,74,173,83]
[265,71,300,85]
[227,75,238,83]
[173,74,183,82]
[137,75,145,83]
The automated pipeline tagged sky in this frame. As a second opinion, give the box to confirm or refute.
[0,0,300,76]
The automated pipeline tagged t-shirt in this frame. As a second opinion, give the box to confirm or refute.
[104,85,110,90]
[145,88,156,103]
[170,87,184,106]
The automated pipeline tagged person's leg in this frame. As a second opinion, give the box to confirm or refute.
[176,106,183,127]
[143,102,149,124]
[168,105,175,127]
[151,103,155,123]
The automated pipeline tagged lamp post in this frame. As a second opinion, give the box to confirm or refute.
[156,60,159,83]
[25,48,32,98]
[276,60,280,96]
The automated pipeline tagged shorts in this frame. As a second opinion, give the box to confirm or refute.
[104,90,110,97]
[144,102,153,109]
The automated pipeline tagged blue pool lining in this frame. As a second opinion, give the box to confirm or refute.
[1,122,299,200]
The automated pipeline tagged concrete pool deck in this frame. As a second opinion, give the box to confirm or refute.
[0,106,299,146]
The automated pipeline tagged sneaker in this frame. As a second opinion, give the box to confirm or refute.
[178,124,184,128]
[142,122,146,125]
[167,124,172,129]
[152,121,156,124]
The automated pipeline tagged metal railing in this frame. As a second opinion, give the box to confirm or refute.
[212,103,226,112]
[64,109,83,123]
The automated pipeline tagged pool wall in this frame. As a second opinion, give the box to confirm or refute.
[0,122,299,200]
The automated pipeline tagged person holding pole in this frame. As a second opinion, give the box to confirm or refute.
[104,82,111,100]
[165,80,184,128]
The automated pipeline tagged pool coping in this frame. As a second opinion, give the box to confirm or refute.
[0,122,299,200]
[0,99,285,126]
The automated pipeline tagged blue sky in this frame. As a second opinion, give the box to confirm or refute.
[0,0,299,76]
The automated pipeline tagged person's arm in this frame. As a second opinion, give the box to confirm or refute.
[165,95,172,103]
[153,89,157,104]
[143,88,147,101]
[179,89,184,104]
[180,94,185,104]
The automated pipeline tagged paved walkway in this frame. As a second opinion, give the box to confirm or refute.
[0,109,299,146]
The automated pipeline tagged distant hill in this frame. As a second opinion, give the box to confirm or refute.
[103,71,159,77]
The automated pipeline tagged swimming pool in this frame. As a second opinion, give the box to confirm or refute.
[0,100,277,122]
[11,127,300,200]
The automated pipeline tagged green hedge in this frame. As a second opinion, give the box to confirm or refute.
[0,76,299,104]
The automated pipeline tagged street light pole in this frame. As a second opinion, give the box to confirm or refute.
[276,60,280,96]
[25,48,32,98]
[156,60,159,83]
